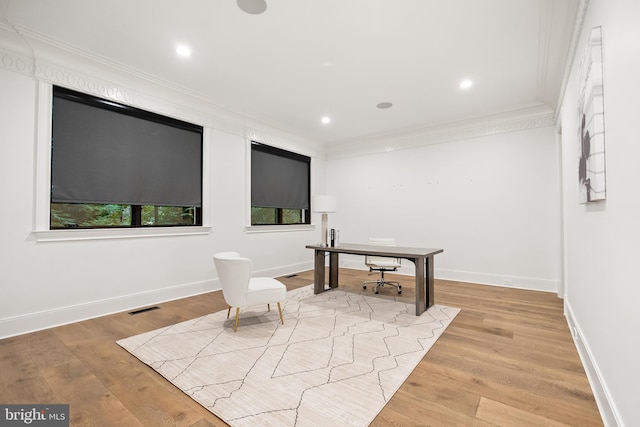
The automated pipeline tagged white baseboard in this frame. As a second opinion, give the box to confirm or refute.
[0,260,555,340]
[435,268,559,293]
[255,261,314,280]
[0,279,217,339]
[338,258,559,293]
[0,261,315,340]
[565,302,621,427]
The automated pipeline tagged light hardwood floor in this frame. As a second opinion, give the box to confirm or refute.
[0,269,602,426]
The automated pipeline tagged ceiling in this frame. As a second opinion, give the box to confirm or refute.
[1,0,580,147]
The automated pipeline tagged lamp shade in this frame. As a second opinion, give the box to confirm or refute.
[313,195,337,213]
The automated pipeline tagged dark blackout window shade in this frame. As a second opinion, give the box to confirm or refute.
[51,87,203,207]
[251,143,310,210]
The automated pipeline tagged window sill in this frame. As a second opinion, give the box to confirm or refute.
[33,226,212,242]
[245,224,315,234]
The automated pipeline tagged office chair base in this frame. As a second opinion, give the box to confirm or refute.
[363,281,402,295]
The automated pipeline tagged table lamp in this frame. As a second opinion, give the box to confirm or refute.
[313,195,337,247]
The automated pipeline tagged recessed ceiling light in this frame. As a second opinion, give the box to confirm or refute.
[237,0,267,14]
[376,102,393,109]
[460,79,473,89]
[176,45,191,57]
[321,116,331,124]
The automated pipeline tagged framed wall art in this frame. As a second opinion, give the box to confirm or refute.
[578,26,606,203]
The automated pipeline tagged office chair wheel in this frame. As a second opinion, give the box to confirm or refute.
[397,290,402,294]
[362,285,367,289]
[374,290,379,294]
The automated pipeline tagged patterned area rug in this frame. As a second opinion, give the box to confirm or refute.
[117,285,459,426]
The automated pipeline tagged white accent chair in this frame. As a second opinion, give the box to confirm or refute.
[362,238,402,295]
[213,252,286,332]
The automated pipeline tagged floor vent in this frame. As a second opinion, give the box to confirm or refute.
[129,306,160,315]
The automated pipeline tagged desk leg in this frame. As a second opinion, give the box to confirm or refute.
[426,255,435,308]
[329,252,339,289]
[313,249,326,294]
[414,256,436,315]
[415,257,426,316]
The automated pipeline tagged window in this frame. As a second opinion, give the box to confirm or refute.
[50,86,203,229]
[251,142,310,225]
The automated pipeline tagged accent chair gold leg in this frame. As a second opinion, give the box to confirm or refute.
[227,306,231,319]
[277,302,284,325]
[234,307,240,332]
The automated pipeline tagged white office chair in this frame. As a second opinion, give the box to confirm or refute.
[362,237,402,295]
[213,252,286,332]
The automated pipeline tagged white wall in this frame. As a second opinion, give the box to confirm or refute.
[2,3,637,422]
[0,49,322,338]
[326,125,562,292]
[559,0,640,425]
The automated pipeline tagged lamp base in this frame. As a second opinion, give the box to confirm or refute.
[320,213,329,247]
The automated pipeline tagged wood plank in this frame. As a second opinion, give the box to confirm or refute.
[0,335,57,403]
[476,396,571,427]
[0,268,602,426]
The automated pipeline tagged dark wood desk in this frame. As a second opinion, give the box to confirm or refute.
[305,243,444,316]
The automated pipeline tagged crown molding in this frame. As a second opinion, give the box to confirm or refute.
[1,30,543,162]
[1,16,565,163]
[325,105,555,159]
[0,23,321,158]
[536,0,554,103]
[0,40,214,129]
[554,0,590,125]
[0,36,554,163]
